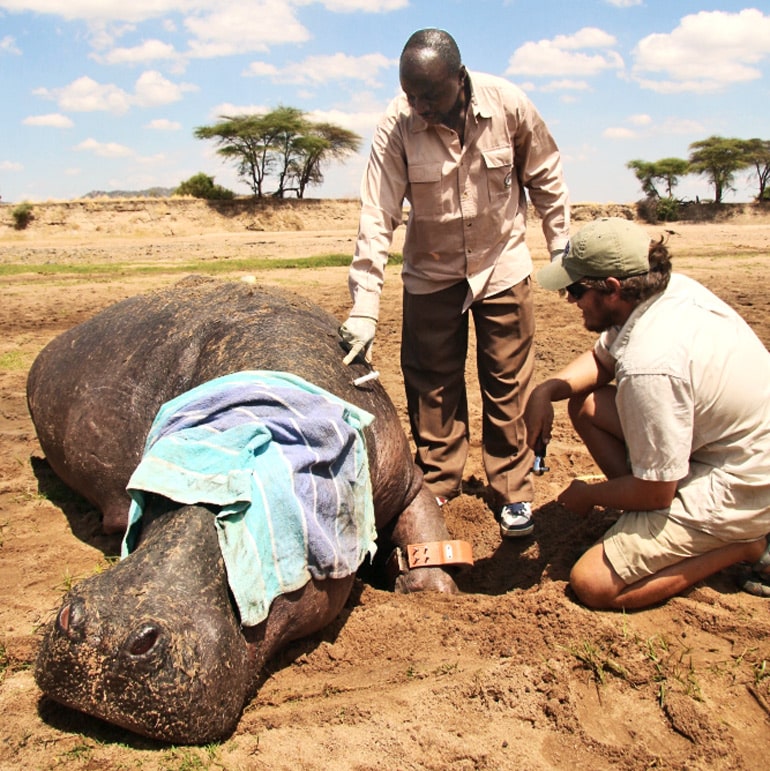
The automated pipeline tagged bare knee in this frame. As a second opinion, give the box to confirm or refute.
[567,392,592,426]
[569,546,624,610]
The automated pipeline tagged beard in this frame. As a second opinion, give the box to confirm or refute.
[582,305,616,333]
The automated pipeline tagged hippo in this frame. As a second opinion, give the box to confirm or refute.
[28,276,472,745]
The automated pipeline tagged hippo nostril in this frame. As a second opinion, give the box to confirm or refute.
[57,604,70,632]
[126,624,162,657]
[56,598,85,641]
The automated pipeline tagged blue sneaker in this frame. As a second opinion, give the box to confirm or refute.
[498,502,534,538]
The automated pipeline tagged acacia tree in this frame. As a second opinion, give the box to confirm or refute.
[265,106,309,198]
[195,114,274,197]
[738,138,770,201]
[688,136,748,204]
[195,108,361,198]
[626,159,660,198]
[627,157,690,198]
[287,123,361,199]
[653,157,691,197]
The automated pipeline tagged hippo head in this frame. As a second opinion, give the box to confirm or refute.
[35,505,252,745]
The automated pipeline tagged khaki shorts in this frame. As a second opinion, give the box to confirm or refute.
[603,510,731,585]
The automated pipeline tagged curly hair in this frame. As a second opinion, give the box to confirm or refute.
[582,236,672,303]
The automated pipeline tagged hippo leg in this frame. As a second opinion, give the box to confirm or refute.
[243,574,356,674]
[389,483,461,594]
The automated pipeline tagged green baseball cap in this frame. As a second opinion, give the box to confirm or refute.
[537,217,651,291]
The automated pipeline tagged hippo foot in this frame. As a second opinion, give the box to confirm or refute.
[394,566,459,594]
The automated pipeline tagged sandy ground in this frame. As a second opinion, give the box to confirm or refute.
[1,200,769,770]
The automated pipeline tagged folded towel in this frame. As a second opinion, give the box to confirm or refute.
[122,371,377,626]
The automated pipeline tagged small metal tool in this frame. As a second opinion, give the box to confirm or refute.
[532,436,550,475]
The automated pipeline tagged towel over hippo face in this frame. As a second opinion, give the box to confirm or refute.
[28,276,471,745]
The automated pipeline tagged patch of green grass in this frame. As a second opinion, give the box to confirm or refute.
[0,251,404,278]
[160,744,222,770]
[57,568,76,593]
[0,351,29,371]
[565,639,629,686]
[62,740,94,761]
[644,634,702,706]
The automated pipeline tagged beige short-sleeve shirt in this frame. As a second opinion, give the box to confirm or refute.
[595,273,770,539]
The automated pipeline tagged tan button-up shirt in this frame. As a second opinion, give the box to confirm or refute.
[349,70,570,318]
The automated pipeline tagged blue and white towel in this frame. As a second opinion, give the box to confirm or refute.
[122,371,377,627]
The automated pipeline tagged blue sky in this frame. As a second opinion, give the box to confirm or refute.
[1,1,769,204]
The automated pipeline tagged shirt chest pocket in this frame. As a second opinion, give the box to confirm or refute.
[481,146,514,200]
[407,162,443,218]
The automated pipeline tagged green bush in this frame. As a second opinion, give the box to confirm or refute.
[636,196,681,223]
[655,196,682,222]
[175,173,234,200]
[11,202,34,230]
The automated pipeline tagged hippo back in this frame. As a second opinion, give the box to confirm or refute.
[26,276,417,534]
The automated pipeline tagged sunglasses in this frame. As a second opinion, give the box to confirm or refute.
[564,282,591,300]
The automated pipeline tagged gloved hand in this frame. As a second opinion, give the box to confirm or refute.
[339,316,377,365]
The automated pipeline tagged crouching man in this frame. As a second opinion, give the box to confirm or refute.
[525,217,770,610]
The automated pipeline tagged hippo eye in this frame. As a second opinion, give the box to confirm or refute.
[125,624,162,657]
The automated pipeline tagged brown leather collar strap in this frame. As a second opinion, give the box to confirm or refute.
[404,540,474,569]
[386,539,474,583]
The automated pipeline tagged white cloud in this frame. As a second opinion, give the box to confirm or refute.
[23,113,74,127]
[75,138,133,157]
[556,27,617,51]
[207,102,270,119]
[135,152,166,164]
[0,1,188,23]
[507,27,624,78]
[603,126,637,139]
[34,76,132,113]
[183,4,309,58]
[145,118,181,130]
[93,38,179,65]
[133,70,196,106]
[320,0,407,10]
[603,114,705,141]
[33,71,195,113]
[632,9,770,93]
[242,61,278,77]
[308,107,383,137]
[658,117,704,136]
[605,0,642,7]
[1,35,21,54]
[244,53,394,87]
[0,160,24,171]
[538,79,591,93]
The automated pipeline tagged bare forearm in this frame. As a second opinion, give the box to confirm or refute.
[534,350,613,402]
[559,475,678,516]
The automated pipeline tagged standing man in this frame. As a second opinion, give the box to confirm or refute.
[339,28,570,538]
[525,217,770,609]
